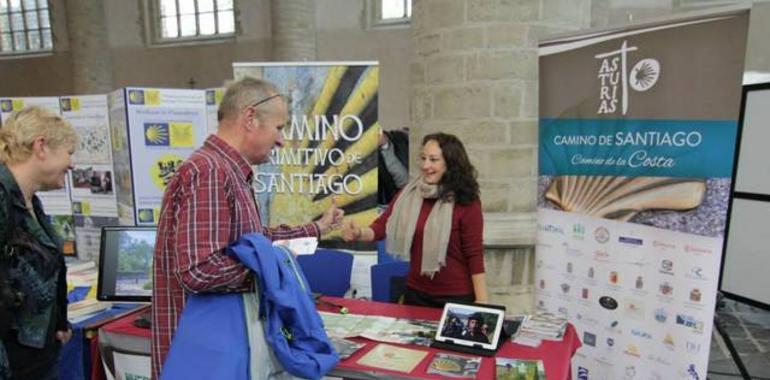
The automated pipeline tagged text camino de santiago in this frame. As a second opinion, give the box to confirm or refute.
[553,131,703,168]
[254,114,366,195]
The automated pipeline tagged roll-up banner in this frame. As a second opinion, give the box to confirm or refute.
[233,62,379,246]
[536,7,749,379]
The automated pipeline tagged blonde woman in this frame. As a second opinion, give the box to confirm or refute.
[0,106,77,380]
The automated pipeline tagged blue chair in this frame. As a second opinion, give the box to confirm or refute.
[370,261,409,303]
[296,249,354,297]
[377,240,404,264]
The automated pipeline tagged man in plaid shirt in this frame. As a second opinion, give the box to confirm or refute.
[150,77,344,379]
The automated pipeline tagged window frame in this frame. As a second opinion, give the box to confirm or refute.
[0,0,54,57]
[143,0,236,47]
[367,0,411,29]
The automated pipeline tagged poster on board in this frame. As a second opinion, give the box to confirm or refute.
[109,88,207,225]
[536,7,749,379]
[61,94,120,261]
[233,62,379,247]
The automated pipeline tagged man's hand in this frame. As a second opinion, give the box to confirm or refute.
[341,219,361,242]
[56,329,73,345]
[316,199,344,234]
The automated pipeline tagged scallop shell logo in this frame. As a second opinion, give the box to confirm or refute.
[629,59,660,92]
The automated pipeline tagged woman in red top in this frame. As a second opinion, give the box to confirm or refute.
[343,132,487,308]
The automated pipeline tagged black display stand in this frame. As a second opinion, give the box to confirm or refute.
[713,292,751,380]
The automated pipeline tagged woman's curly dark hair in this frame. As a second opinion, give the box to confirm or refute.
[422,133,479,205]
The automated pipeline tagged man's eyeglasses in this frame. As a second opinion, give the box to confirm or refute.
[245,93,283,111]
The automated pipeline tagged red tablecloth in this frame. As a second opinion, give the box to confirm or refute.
[98,297,581,379]
[320,297,581,380]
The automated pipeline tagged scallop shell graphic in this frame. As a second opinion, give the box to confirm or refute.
[431,358,462,372]
[545,176,705,221]
[629,59,660,92]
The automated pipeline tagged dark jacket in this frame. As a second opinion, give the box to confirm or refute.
[0,164,68,380]
[377,129,409,205]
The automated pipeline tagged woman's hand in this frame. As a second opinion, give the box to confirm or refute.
[56,328,73,345]
[315,199,344,234]
[341,219,361,242]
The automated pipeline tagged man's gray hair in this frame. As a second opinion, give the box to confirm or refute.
[218,77,281,122]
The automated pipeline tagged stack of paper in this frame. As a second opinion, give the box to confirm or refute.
[512,313,567,347]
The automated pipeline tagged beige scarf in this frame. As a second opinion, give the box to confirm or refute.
[385,176,454,278]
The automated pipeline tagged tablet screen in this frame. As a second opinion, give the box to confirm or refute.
[435,302,505,350]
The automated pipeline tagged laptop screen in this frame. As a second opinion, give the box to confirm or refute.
[97,226,156,302]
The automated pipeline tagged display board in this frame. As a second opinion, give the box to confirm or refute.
[536,8,749,379]
[233,62,379,244]
[61,94,121,261]
[720,83,770,309]
[108,88,208,225]
[205,87,224,137]
[0,96,77,255]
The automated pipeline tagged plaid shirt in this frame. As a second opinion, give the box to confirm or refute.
[150,135,319,379]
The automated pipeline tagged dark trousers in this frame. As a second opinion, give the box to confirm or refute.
[402,286,474,309]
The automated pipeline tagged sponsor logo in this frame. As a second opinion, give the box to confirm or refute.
[652,240,676,250]
[582,287,589,299]
[631,329,652,339]
[595,40,661,115]
[686,266,708,281]
[566,262,573,273]
[539,224,564,235]
[686,341,701,354]
[635,275,644,290]
[593,250,610,261]
[608,271,620,285]
[205,90,217,105]
[624,365,636,379]
[599,296,618,310]
[663,333,675,350]
[654,308,668,323]
[0,99,13,112]
[594,227,610,243]
[584,332,597,347]
[618,236,643,246]
[659,281,673,297]
[573,224,586,240]
[587,266,595,278]
[684,245,711,255]
[575,313,599,326]
[623,344,641,357]
[606,320,622,334]
[647,354,672,366]
[577,366,589,380]
[560,283,571,294]
[624,300,645,320]
[606,337,615,347]
[539,279,546,289]
[689,288,702,302]
[685,364,700,379]
[659,259,674,275]
[676,314,704,333]
[128,89,145,105]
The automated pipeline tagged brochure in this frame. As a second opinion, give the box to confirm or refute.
[495,358,546,380]
[427,352,482,378]
[356,343,428,373]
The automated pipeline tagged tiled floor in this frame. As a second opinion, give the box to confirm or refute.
[708,298,770,379]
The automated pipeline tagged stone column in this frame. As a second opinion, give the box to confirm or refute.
[64,0,114,94]
[410,0,590,313]
[270,0,317,60]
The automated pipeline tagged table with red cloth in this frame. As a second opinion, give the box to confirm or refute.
[319,297,582,380]
[94,297,581,379]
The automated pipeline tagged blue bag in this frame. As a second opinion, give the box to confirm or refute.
[160,293,249,380]
[162,233,337,380]
[227,234,338,380]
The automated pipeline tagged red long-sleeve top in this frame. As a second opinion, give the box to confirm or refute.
[370,194,485,296]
